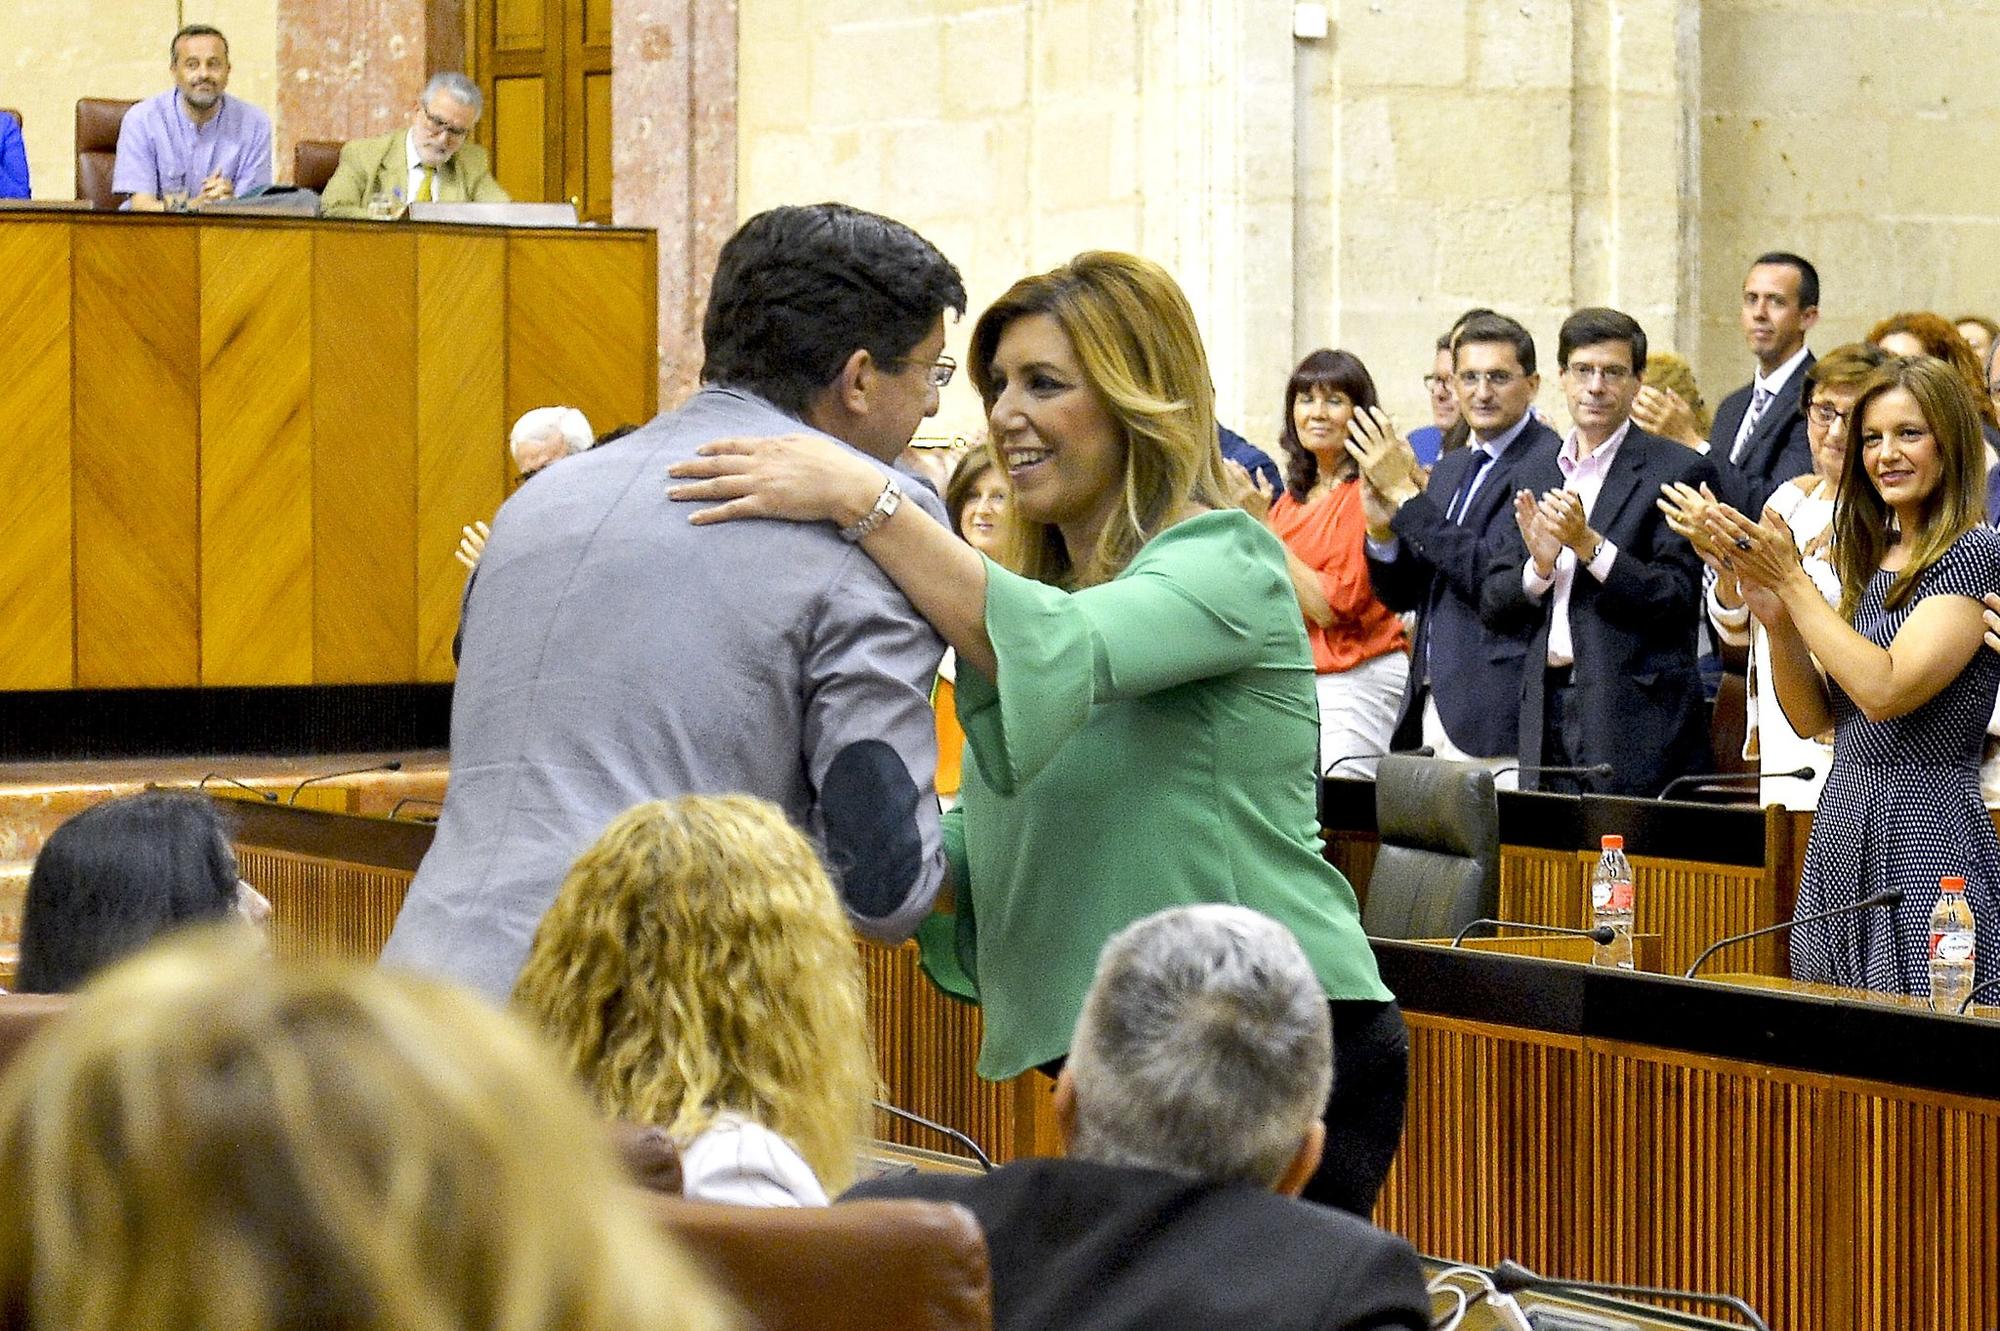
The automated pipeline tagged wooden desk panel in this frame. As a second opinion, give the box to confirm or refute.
[72,223,200,686]
[314,229,419,683]
[0,223,73,689]
[0,214,656,691]
[200,226,315,685]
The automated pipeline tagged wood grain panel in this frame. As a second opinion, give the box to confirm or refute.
[584,71,612,222]
[1383,1014,2000,1331]
[1498,847,1780,977]
[415,232,507,680]
[313,230,418,682]
[239,847,413,962]
[0,222,74,688]
[507,233,654,434]
[493,76,548,201]
[496,0,546,50]
[73,222,200,686]
[199,227,313,685]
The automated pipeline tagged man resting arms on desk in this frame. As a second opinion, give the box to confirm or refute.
[113,24,272,211]
[320,73,509,219]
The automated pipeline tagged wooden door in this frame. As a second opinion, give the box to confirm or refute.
[469,0,612,222]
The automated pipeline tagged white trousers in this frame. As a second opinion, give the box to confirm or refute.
[1316,652,1409,779]
[1419,692,1519,791]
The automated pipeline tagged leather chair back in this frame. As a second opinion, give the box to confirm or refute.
[0,992,69,1076]
[1363,754,1500,939]
[649,1194,992,1331]
[75,98,136,208]
[293,139,343,194]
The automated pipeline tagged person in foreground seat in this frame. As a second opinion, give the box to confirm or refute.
[0,929,733,1331]
[844,904,1429,1331]
[514,795,876,1207]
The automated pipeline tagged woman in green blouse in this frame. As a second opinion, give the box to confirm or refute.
[668,251,1405,1214]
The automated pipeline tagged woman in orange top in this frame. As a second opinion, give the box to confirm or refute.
[1261,349,1410,776]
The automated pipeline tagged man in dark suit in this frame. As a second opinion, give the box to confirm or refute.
[1708,252,1819,516]
[1356,312,1561,772]
[1483,308,1717,797]
[845,904,1428,1331]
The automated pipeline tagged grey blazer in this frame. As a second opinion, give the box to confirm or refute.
[380,387,948,1000]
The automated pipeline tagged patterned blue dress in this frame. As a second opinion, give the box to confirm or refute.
[1789,525,2000,996]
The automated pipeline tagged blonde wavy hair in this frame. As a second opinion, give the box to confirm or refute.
[0,928,733,1331]
[1641,350,1712,437]
[968,251,1232,588]
[513,795,877,1195]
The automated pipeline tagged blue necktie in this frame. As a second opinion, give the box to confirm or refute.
[1446,447,1496,524]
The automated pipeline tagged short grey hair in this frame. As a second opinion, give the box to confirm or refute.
[1066,904,1332,1187]
[509,406,593,465]
[423,71,483,119]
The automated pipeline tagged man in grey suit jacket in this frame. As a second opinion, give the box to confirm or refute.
[381,203,968,1000]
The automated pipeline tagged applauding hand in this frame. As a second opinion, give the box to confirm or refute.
[1344,407,1423,509]
[1224,459,1277,523]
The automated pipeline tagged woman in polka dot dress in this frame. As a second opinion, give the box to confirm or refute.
[1706,355,2000,997]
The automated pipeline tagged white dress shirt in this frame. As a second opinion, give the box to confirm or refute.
[1523,420,1630,666]
[678,1114,829,1208]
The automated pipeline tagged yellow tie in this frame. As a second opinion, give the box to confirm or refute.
[415,166,435,203]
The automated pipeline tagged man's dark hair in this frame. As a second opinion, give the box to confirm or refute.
[17,791,240,994]
[1751,251,1820,310]
[1558,307,1648,375]
[1452,311,1537,377]
[700,203,967,417]
[170,24,229,62]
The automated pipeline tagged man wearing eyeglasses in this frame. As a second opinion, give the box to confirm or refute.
[319,73,509,219]
[1354,312,1559,777]
[1481,307,1717,797]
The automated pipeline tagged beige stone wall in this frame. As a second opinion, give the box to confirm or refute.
[1695,0,2000,404]
[11,0,280,201]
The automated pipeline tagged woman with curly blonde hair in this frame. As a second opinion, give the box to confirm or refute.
[514,794,876,1206]
[0,928,733,1331]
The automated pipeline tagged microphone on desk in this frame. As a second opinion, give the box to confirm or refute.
[198,772,278,802]
[1491,1259,1770,1331]
[872,1100,992,1172]
[1683,888,1904,978]
[1451,918,1616,948]
[388,797,443,821]
[1960,976,2000,1015]
[287,760,403,806]
[1322,744,1432,777]
[1657,766,1814,800]
[1489,761,1614,782]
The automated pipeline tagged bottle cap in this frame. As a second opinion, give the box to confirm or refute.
[1601,835,1624,851]
[1941,876,1966,893]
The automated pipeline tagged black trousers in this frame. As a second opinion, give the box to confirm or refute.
[1302,998,1409,1215]
[1039,997,1410,1217]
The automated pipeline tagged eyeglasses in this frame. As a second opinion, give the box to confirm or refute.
[1562,364,1634,385]
[419,105,474,139]
[1456,370,1521,391]
[1423,374,1451,393]
[1807,402,1853,427]
[893,354,957,389]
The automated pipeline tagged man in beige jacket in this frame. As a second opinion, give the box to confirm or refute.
[320,72,509,218]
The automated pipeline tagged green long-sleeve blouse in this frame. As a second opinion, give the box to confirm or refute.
[924,509,1392,1081]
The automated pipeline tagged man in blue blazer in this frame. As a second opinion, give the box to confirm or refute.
[1483,308,1717,797]
[1707,253,1819,517]
[1358,312,1559,770]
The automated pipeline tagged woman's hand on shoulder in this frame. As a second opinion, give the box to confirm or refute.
[667,433,887,529]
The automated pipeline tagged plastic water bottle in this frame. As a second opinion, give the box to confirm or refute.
[1590,834,1634,970]
[1929,876,1976,1013]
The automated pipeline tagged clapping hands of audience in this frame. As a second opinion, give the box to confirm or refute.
[1658,480,1743,603]
[1224,458,1276,523]
[1700,500,1805,628]
[455,520,490,572]
[1345,406,1422,540]
[1632,384,1704,449]
[1512,490,1566,576]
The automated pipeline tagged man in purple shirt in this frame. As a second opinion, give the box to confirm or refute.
[113,24,272,211]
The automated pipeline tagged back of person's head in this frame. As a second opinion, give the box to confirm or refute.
[16,790,239,994]
[513,795,876,1194]
[510,404,593,460]
[0,929,733,1331]
[967,250,1230,588]
[1063,904,1331,1189]
[700,203,967,417]
[1641,350,1711,435]
[1452,311,1538,376]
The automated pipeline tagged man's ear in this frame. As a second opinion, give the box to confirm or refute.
[1272,1120,1325,1198]
[1800,305,1822,334]
[834,347,876,417]
[1051,1065,1078,1153]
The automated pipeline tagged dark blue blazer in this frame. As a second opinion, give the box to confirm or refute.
[1367,417,1561,757]
[1481,426,1717,797]
[1707,352,1815,517]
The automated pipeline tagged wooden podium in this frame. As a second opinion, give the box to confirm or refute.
[0,210,657,692]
